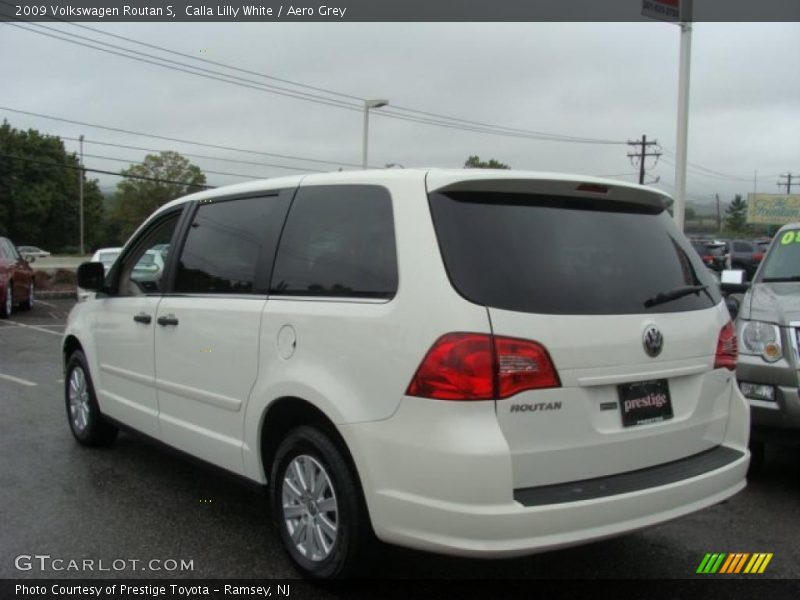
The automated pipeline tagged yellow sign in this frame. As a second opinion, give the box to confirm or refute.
[747,194,800,225]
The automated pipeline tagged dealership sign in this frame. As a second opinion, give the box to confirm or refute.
[642,0,684,22]
[747,194,800,225]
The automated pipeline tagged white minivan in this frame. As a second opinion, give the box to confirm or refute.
[64,169,749,578]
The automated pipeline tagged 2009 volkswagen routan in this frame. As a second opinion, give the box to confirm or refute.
[64,169,749,578]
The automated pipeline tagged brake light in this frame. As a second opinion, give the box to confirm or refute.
[576,183,609,194]
[753,252,764,261]
[406,333,560,401]
[714,322,738,370]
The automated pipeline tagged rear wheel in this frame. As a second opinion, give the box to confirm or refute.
[1,283,12,318]
[65,350,118,446]
[20,282,33,311]
[270,426,373,579]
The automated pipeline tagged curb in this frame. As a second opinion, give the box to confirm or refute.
[37,290,77,300]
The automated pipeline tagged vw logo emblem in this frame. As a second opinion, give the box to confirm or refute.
[643,325,664,357]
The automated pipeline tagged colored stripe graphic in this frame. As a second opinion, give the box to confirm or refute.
[698,553,773,574]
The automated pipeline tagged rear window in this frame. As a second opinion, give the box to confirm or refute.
[428,191,721,315]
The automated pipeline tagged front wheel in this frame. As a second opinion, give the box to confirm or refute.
[270,426,374,579]
[65,350,118,446]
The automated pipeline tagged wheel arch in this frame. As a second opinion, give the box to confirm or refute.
[259,396,360,489]
[63,335,84,370]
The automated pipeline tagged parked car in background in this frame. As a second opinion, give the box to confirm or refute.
[65,170,749,578]
[92,247,122,274]
[722,239,764,280]
[17,245,51,260]
[690,240,727,272]
[754,237,772,255]
[728,224,800,464]
[0,237,35,317]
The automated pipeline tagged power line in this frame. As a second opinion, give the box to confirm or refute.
[43,12,629,144]
[1,14,628,146]
[0,152,215,189]
[0,106,362,168]
[60,136,322,173]
[626,135,661,184]
[778,172,800,193]
[80,152,270,181]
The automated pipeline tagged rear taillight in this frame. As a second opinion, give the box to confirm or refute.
[406,333,560,401]
[714,322,738,370]
[753,252,764,261]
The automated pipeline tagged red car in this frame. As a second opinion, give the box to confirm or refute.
[0,236,34,318]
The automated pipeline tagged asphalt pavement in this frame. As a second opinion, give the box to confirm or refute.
[1,299,799,587]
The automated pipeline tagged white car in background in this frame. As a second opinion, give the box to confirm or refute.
[77,248,121,301]
[77,248,164,300]
[17,245,51,260]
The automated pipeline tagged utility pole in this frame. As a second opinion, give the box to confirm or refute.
[715,193,721,232]
[627,135,662,185]
[79,134,84,255]
[778,173,799,193]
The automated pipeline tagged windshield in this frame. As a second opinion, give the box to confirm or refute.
[428,191,721,315]
[759,230,800,281]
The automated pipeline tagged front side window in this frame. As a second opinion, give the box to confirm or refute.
[174,192,292,295]
[116,213,180,297]
[270,185,398,298]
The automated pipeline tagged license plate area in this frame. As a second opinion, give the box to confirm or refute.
[617,379,673,427]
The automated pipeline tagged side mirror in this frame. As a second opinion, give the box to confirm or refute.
[77,262,105,291]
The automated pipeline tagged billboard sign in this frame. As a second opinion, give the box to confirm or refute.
[747,194,800,225]
[642,0,691,22]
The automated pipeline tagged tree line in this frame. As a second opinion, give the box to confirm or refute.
[0,121,762,253]
[0,121,205,253]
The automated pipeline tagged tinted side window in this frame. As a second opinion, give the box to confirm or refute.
[174,192,292,295]
[271,185,397,298]
[0,240,10,260]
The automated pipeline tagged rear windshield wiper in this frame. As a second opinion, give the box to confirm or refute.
[762,276,800,282]
[644,285,708,309]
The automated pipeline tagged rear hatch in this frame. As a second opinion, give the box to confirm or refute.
[426,172,732,489]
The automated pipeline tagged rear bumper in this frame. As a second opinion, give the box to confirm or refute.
[340,392,749,558]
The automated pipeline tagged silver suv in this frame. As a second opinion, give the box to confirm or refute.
[732,223,800,459]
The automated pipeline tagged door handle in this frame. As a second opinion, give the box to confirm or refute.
[157,314,179,327]
[133,312,152,324]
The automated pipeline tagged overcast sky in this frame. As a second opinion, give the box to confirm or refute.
[1,20,798,205]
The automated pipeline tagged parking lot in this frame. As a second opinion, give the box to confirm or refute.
[1,298,799,583]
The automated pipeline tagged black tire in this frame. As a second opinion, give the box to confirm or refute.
[65,350,118,447]
[1,282,12,318]
[19,282,33,311]
[270,425,374,579]
[748,439,765,477]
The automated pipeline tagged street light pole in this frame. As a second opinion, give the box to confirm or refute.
[79,134,84,255]
[362,98,389,169]
[673,21,692,231]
